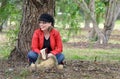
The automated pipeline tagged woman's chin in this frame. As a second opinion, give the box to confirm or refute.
[41,28,47,31]
[40,28,45,31]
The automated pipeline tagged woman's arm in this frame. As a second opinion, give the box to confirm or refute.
[51,31,63,55]
[31,30,40,54]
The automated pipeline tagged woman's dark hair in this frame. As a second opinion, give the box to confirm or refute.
[38,13,54,26]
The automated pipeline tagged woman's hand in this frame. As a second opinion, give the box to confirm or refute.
[47,53,54,58]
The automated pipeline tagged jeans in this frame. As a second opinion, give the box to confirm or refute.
[27,51,65,64]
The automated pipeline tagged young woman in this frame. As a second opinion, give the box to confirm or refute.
[27,13,65,65]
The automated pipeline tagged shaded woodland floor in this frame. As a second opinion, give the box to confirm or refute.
[0,59,120,79]
[0,42,120,79]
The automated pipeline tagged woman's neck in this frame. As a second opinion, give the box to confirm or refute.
[43,30,50,40]
[44,31,49,35]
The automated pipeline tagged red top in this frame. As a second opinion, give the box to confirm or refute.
[31,28,63,55]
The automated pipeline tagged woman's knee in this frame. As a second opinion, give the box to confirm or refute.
[56,53,65,63]
[27,51,38,59]
[61,54,65,60]
[57,53,64,59]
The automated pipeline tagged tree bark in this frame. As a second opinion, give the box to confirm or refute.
[87,0,96,41]
[103,0,119,43]
[84,1,91,29]
[0,23,3,32]
[9,0,55,62]
[84,12,91,29]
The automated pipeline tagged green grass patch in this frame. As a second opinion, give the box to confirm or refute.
[63,47,120,62]
[0,44,11,59]
[114,20,120,30]
[109,40,120,44]
[115,20,120,24]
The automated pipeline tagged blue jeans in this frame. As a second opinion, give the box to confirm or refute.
[27,51,65,64]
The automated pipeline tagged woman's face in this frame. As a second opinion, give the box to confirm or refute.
[39,21,51,31]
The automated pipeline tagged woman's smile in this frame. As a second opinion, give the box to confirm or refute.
[39,21,51,31]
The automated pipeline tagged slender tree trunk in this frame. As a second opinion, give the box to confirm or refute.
[114,0,120,20]
[84,12,91,29]
[84,1,91,29]
[9,0,55,62]
[88,0,96,41]
[103,0,119,43]
[0,23,3,32]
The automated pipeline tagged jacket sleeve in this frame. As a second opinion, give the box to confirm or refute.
[51,31,63,55]
[31,30,40,54]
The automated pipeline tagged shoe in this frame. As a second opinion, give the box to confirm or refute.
[60,61,64,65]
[60,60,66,65]
[57,64,63,69]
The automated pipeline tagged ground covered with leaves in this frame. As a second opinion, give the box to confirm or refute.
[0,59,120,79]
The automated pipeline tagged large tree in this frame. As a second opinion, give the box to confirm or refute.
[9,0,55,61]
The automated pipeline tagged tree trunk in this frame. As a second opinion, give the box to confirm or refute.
[115,0,120,20]
[84,12,91,29]
[84,1,91,29]
[88,28,97,41]
[103,0,119,43]
[88,0,97,41]
[0,23,3,32]
[9,0,55,62]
